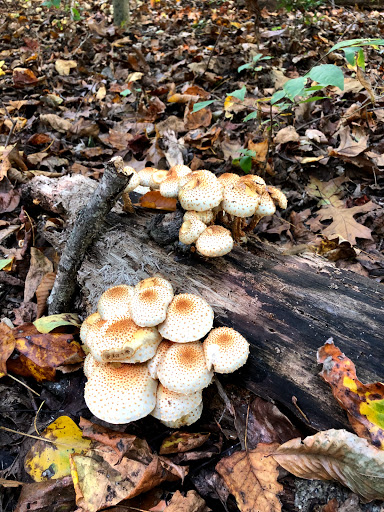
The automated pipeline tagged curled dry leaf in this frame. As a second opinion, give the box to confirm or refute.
[14,476,76,512]
[274,126,300,144]
[40,114,72,133]
[24,248,54,302]
[216,443,282,512]
[33,313,80,334]
[274,429,384,502]
[35,272,56,318]
[318,339,384,449]
[163,490,211,512]
[139,190,177,211]
[13,67,39,88]
[55,59,77,76]
[0,322,16,377]
[160,432,210,455]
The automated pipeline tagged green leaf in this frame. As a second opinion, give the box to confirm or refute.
[299,96,328,104]
[52,0,61,7]
[33,313,81,334]
[192,100,214,112]
[71,7,81,20]
[329,38,384,53]
[243,111,258,122]
[120,89,132,97]
[283,77,307,100]
[307,65,344,90]
[240,156,252,173]
[357,49,365,70]
[0,258,12,270]
[252,53,263,62]
[238,62,254,72]
[343,47,359,66]
[228,86,247,101]
[271,89,286,104]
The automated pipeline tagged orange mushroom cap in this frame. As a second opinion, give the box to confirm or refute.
[97,285,134,321]
[195,225,234,258]
[130,286,173,327]
[151,384,203,427]
[203,327,249,373]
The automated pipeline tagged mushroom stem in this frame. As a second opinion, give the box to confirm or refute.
[122,192,134,213]
[232,217,245,241]
[246,214,263,232]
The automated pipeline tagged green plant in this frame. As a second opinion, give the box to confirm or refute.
[277,0,323,12]
[238,54,272,74]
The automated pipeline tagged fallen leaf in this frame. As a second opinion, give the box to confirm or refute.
[25,416,91,482]
[35,272,56,318]
[24,248,54,302]
[139,190,177,211]
[163,490,210,511]
[274,126,300,144]
[356,67,375,104]
[305,129,328,144]
[40,114,72,133]
[317,339,384,449]
[248,139,269,164]
[329,126,368,158]
[0,322,16,377]
[7,353,56,381]
[33,313,80,334]
[55,59,77,76]
[216,443,282,512]
[160,432,210,455]
[13,67,39,88]
[14,476,76,512]
[273,429,384,502]
[0,176,20,213]
[184,103,212,130]
[306,176,346,208]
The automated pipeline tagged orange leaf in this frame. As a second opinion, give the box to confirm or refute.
[13,67,39,88]
[0,323,16,377]
[139,191,177,211]
[36,272,56,319]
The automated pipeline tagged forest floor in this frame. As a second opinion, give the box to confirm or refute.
[0,0,384,511]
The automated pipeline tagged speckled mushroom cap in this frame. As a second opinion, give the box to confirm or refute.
[97,285,134,321]
[254,191,276,216]
[179,215,206,245]
[121,327,162,363]
[151,384,203,427]
[135,277,173,298]
[157,341,213,394]
[240,174,266,194]
[179,175,223,212]
[83,353,100,378]
[218,173,241,189]
[80,313,101,344]
[123,167,141,192]
[158,293,214,343]
[267,186,287,209]
[149,169,169,190]
[147,340,173,379]
[195,225,234,258]
[138,167,158,187]
[203,327,250,373]
[184,210,214,225]
[159,165,192,198]
[222,181,260,218]
[178,169,217,189]
[130,286,173,327]
[161,402,203,428]
[84,362,157,424]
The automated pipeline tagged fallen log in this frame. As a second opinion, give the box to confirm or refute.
[24,175,384,432]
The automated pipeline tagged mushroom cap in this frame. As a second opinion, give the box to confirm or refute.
[160,165,192,198]
[84,362,157,424]
[122,327,162,363]
[83,353,100,378]
[124,168,141,192]
[195,225,234,258]
[222,181,260,218]
[149,169,169,190]
[147,340,174,379]
[162,402,203,428]
[203,327,250,373]
[138,167,158,187]
[254,191,276,216]
[158,293,214,343]
[240,174,266,194]
[80,313,101,344]
[151,383,203,425]
[135,277,173,298]
[157,341,213,394]
[179,174,223,212]
[183,210,214,225]
[97,285,134,321]
[218,173,241,189]
[267,186,287,209]
[178,170,217,189]
[179,216,207,245]
[130,286,173,327]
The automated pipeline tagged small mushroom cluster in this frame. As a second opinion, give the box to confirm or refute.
[81,277,249,427]
[124,164,287,257]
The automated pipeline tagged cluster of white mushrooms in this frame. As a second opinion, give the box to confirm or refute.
[80,277,250,427]
[123,164,288,257]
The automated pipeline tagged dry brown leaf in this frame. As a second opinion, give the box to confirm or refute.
[248,139,269,163]
[274,429,384,502]
[14,476,75,512]
[55,59,77,76]
[40,114,72,133]
[216,443,282,512]
[24,248,54,302]
[329,126,368,158]
[163,490,210,511]
[306,176,345,208]
[13,67,39,88]
[274,126,300,144]
[139,190,177,211]
[160,432,210,455]
[36,272,56,319]
[184,103,212,130]
[356,67,375,104]
[0,322,16,377]
[0,176,20,213]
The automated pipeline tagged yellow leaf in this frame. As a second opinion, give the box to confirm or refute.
[33,313,80,334]
[24,416,91,482]
[55,59,77,76]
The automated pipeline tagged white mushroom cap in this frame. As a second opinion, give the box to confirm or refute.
[157,342,213,394]
[254,191,276,216]
[123,167,141,192]
[84,362,157,424]
[147,340,174,379]
[83,353,100,378]
[130,286,173,327]
[203,327,250,373]
[97,285,134,321]
[138,167,158,187]
[159,165,192,198]
[179,174,223,212]
[240,174,266,194]
[222,181,260,218]
[122,327,162,363]
[158,293,214,343]
[218,173,241,189]
[183,210,214,225]
[135,277,173,298]
[151,383,203,427]
[195,225,234,258]
[179,215,206,245]
[178,169,217,189]
[149,169,169,190]
[267,186,288,209]
[80,313,101,344]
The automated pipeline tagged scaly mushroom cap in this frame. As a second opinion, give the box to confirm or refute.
[138,167,158,187]
[123,167,141,192]
[158,293,214,343]
[267,186,287,209]
[84,362,157,424]
[203,327,250,373]
[151,383,203,427]
[254,191,276,217]
[147,340,174,379]
[178,169,217,189]
[130,286,173,327]
[83,353,100,378]
[161,402,203,428]
[80,313,101,344]
[160,165,192,198]
[122,327,162,363]
[179,175,223,212]
[195,225,234,258]
[135,277,173,298]
[218,173,241,189]
[97,285,134,321]
[240,174,266,194]
[157,342,213,394]
[222,181,260,218]
[183,210,214,225]
[179,215,207,245]
[149,169,169,190]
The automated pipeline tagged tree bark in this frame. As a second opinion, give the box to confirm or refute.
[113,0,130,26]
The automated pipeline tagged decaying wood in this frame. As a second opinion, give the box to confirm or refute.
[28,175,384,432]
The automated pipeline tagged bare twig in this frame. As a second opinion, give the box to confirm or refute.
[0,99,17,147]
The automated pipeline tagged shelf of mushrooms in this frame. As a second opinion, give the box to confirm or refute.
[81,277,249,427]
[124,164,287,257]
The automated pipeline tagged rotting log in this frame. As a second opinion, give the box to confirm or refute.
[24,175,384,433]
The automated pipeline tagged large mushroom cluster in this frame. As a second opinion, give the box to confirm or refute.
[124,164,287,257]
[81,277,249,427]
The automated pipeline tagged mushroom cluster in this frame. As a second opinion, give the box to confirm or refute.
[81,277,249,427]
[125,164,287,257]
